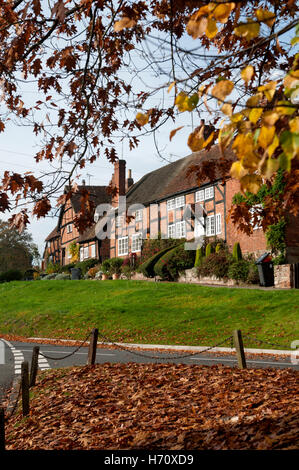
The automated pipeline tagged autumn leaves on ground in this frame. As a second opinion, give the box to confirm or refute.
[5,363,299,450]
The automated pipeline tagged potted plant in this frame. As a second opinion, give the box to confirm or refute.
[109,257,123,280]
[101,259,111,280]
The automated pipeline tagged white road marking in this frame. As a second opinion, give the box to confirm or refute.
[1,339,24,376]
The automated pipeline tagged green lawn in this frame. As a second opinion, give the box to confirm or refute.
[0,280,298,349]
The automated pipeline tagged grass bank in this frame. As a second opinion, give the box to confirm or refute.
[0,280,298,349]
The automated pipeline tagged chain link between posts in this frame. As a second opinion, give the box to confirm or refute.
[38,331,93,361]
[96,331,234,360]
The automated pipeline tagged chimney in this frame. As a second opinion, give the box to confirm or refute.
[112,159,126,207]
[82,179,86,186]
[126,169,134,191]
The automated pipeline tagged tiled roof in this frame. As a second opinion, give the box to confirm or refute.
[78,225,96,243]
[70,185,111,212]
[45,226,60,241]
[126,145,234,205]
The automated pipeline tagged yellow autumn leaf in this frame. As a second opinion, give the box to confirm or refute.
[136,112,149,126]
[211,80,234,101]
[241,65,254,84]
[246,93,263,107]
[275,101,296,116]
[218,123,235,149]
[249,107,263,124]
[114,17,136,32]
[187,127,205,152]
[284,70,299,89]
[186,14,208,39]
[167,81,176,93]
[175,91,188,111]
[289,117,299,133]
[230,112,244,123]
[267,134,279,158]
[258,125,276,149]
[203,131,215,148]
[213,3,235,24]
[262,111,279,127]
[206,17,218,39]
[232,133,255,158]
[230,161,247,179]
[240,174,262,194]
[263,157,280,179]
[255,9,276,27]
[221,103,232,116]
[258,81,277,101]
[234,20,260,40]
[169,126,184,141]
[241,151,260,169]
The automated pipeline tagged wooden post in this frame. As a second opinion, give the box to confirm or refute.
[233,330,247,369]
[0,407,5,451]
[30,346,40,388]
[21,361,30,416]
[87,328,98,365]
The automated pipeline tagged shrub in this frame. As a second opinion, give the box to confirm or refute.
[55,273,70,280]
[215,243,222,253]
[198,253,231,279]
[228,259,250,283]
[232,242,242,261]
[109,257,124,275]
[138,246,175,278]
[75,258,98,275]
[246,262,260,284]
[205,243,213,257]
[154,243,195,281]
[194,245,204,267]
[46,262,61,274]
[140,237,181,264]
[61,263,76,273]
[41,273,57,280]
[87,266,101,279]
[0,269,23,282]
[101,259,111,275]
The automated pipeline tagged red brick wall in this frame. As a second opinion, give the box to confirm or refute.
[226,178,267,256]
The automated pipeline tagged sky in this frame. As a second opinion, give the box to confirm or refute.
[1,4,296,259]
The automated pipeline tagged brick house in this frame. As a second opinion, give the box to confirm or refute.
[43,183,111,268]
[109,147,299,263]
[42,145,299,268]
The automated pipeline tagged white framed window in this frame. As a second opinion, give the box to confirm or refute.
[176,221,186,238]
[68,247,72,259]
[116,215,124,228]
[131,233,142,253]
[91,244,96,258]
[67,223,73,233]
[175,196,185,208]
[83,245,89,259]
[167,199,175,211]
[80,247,84,262]
[206,215,215,236]
[204,186,214,200]
[216,213,222,235]
[118,236,128,256]
[250,204,263,230]
[195,190,205,202]
[168,224,175,238]
[135,209,143,222]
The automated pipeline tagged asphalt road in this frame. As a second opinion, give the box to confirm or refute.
[1,339,298,404]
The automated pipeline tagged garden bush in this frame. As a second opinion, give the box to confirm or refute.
[0,269,23,282]
[41,273,57,280]
[109,257,124,275]
[75,258,98,275]
[101,258,111,275]
[197,253,231,280]
[138,246,175,278]
[154,243,195,281]
[194,245,204,267]
[205,243,213,257]
[55,273,71,280]
[232,242,242,261]
[140,236,181,264]
[228,259,250,283]
[87,266,101,279]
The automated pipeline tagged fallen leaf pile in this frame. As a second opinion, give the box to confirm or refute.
[4,363,299,450]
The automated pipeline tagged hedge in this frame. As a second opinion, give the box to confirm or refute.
[154,243,195,281]
[138,246,175,278]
